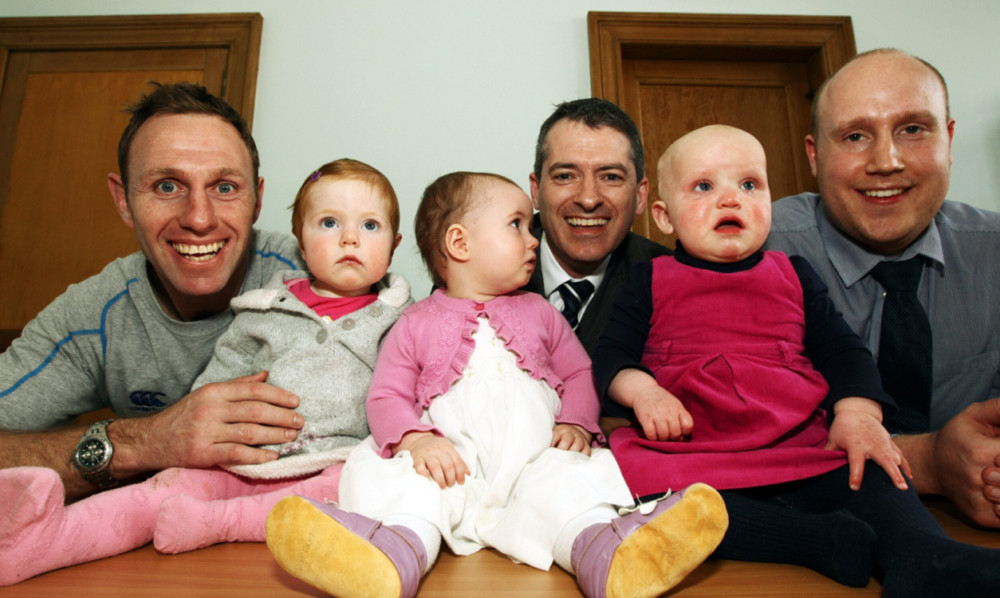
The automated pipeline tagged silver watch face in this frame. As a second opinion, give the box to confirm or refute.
[76,438,109,469]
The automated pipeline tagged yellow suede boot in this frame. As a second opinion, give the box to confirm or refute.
[266,495,426,598]
[571,482,728,598]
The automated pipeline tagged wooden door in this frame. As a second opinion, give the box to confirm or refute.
[0,14,262,350]
[588,12,856,248]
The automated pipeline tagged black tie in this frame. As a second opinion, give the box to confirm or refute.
[870,257,932,433]
[556,279,594,330]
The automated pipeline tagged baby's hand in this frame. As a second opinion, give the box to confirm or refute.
[825,397,911,491]
[633,387,693,442]
[551,424,592,455]
[395,431,470,489]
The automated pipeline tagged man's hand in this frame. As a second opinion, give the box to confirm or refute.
[898,397,1000,528]
[552,423,592,455]
[0,371,303,500]
[394,431,470,489]
[825,397,909,491]
[111,371,303,479]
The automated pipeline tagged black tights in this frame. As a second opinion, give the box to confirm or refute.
[711,463,1000,596]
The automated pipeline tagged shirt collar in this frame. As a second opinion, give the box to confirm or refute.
[817,203,945,288]
[539,232,608,297]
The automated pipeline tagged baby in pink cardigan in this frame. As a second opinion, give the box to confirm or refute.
[266,172,729,598]
[0,159,410,585]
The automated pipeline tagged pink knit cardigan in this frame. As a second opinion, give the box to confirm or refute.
[366,289,602,456]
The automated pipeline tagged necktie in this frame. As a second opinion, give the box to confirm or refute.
[556,279,595,330]
[870,257,933,433]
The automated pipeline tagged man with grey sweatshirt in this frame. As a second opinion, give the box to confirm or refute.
[0,82,305,499]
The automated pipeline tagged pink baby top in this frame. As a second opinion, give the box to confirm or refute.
[366,289,602,456]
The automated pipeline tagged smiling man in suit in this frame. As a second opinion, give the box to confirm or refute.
[524,98,669,355]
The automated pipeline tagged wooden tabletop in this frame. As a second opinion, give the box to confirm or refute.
[5,498,998,597]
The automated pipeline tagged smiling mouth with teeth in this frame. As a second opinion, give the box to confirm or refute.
[172,240,226,262]
[863,189,906,198]
[567,217,609,227]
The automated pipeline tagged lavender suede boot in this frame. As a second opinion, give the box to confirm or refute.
[571,482,728,598]
[266,496,427,598]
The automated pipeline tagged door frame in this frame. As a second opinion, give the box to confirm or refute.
[0,13,262,350]
[0,13,262,122]
[588,12,855,105]
[0,12,263,218]
[588,12,855,244]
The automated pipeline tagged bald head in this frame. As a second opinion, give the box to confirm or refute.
[812,49,950,136]
[657,125,767,202]
[804,48,955,256]
[652,124,771,263]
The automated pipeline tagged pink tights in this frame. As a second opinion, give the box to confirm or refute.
[0,464,342,585]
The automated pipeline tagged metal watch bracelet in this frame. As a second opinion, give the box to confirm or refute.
[73,419,119,490]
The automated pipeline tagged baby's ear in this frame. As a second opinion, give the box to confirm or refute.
[650,200,674,236]
[444,224,470,262]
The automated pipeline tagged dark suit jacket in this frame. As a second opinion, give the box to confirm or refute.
[523,213,671,356]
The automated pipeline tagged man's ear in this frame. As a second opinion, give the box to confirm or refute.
[805,134,819,179]
[253,177,264,223]
[650,200,674,236]
[634,176,650,215]
[108,173,135,229]
[946,118,956,165]
[445,224,470,262]
[529,172,541,211]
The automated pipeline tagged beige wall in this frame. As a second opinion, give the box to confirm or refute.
[4,0,997,294]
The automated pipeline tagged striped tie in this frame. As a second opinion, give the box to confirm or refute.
[557,279,595,330]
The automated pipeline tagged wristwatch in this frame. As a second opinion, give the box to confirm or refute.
[72,419,119,490]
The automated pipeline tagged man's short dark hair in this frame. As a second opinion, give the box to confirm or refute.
[533,98,645,182]
[116,81,260,194]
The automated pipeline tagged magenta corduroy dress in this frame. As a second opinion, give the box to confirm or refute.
[610,252,847,497]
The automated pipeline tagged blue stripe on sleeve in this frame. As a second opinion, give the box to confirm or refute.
[257,249,300,270]
[100,282,135,360]
[0,329,100,398]
[0,279,136,398]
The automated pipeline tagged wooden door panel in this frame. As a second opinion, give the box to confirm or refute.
[0,14,261,347]
[588,12,855,249]
[1,52,211,333]
[624,59,814,247]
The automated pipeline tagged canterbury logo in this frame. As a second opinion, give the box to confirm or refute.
[129,390,167,408]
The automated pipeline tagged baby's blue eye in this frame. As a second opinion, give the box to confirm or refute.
[321,218,338,229]
[363,220,379,232]
[695,181,712,192]
[510,219,521,229]
[741,181,756,191]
